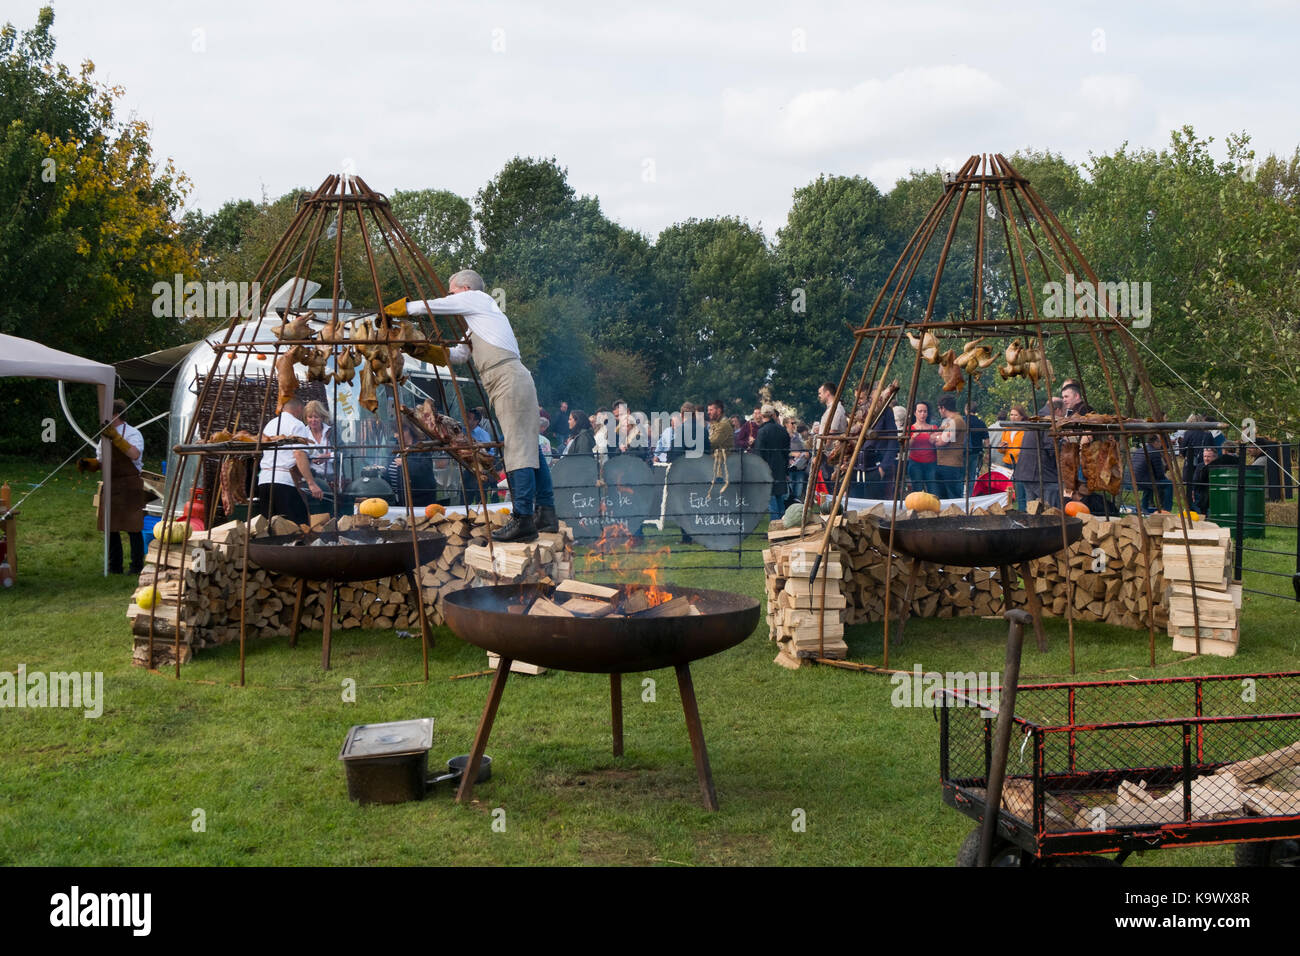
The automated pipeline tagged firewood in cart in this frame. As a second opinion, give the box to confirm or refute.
[1215,740,1300,784]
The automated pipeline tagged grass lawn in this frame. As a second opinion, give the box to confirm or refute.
[2,453,1297,866]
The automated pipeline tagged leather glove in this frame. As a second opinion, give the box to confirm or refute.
[77,457,102,473]
[413,343,450,366]
[107,429,134,456]
[383,297,408,318]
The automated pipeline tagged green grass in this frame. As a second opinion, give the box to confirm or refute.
[2,453,1297,866]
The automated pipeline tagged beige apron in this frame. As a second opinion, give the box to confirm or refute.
[474,338,539,473]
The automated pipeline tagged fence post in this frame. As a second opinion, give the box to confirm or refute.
[1234,451,1246,582]
[1294,472,1300,601]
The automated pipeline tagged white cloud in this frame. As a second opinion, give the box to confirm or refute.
[1079,73,1140,112]
[722,65,1005,157]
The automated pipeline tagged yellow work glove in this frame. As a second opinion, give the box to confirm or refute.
[416,343,450,366]
[77,457,101,474]
[107,429,134,456]
[383,297,408,318]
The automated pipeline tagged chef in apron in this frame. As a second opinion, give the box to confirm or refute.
[388,270,556,543]
[95,398,148,574]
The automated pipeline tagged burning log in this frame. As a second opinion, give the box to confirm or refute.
[560,597,616,618]
[629,595,693,618]
[555,580,620,601]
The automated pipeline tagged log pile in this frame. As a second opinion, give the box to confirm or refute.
[763,534,850,667]
[762,506,1238,669]
[1163,526,1240,657]
[128,511,573,667]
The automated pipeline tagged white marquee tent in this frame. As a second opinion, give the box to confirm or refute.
[0,334,117,575]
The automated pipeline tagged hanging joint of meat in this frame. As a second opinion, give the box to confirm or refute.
[357,361,378,413]
[275,345,304,412]
[406,401,494,479]
[332,346,358,385]
[219,457,249,517]
[1081,437,1123,496]
[1059,440,1081,497]
[998,340,1052,384]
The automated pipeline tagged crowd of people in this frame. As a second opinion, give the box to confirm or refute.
[248,377,1253,534]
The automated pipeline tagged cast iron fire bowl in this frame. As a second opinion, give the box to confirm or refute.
[443,583,760,674]
[246,530,446,581]
[871,514,1083,567]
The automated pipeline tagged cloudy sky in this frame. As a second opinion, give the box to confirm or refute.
[13,0,1299,240]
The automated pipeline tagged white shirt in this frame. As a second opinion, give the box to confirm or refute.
[821,401,847,435]
[407,290,520,362]
[106,422,144,473]
[258,411,313,487]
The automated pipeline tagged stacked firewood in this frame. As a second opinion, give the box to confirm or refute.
[763,534,851,667]
[1163,525,1240,657]
[762,506,1235,669]
[128,512,573,667]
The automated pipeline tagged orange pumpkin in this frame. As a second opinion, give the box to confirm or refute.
[424,503,445,518]
[904,491,941,513]
[1064,500,1090,517]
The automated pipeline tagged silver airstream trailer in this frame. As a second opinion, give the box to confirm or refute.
[162,279,485,516]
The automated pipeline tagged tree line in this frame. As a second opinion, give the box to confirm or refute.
[5,6,1300,461]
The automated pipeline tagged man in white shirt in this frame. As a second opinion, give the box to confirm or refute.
[815,381,847,486]
[387,269,556,542]
[255,398,322,526]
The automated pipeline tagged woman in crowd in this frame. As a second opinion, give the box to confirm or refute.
[996,404,1027,470]
[906,400,939,496]
[303,400,334,491]
[565,408,596,456]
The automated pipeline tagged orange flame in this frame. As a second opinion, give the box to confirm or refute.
[582,524,673,606]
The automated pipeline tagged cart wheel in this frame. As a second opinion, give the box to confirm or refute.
[1233,839,1300,867]
[956,828,1119,867]
[956,828,1030,867]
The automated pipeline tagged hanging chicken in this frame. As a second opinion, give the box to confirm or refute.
[998,340,1052,385]
[906,330,941,364]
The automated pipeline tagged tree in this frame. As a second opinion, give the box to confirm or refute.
[387,188,477,277]
[0,7,195,455]
[774,174,890,416]
[651,217,781,409]
[474,156,575,267]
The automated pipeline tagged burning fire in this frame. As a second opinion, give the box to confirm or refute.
[584,523,674,606]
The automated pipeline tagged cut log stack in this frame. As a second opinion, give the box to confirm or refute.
[127,511,573,668]
[1163,525,1241,657]
[763,506,1241,669]
[763,533,850,668]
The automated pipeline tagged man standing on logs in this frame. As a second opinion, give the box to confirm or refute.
[387,270,556,543]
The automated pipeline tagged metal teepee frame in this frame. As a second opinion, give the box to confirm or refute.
[801,153,1225,670]
[142,174,505,683]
